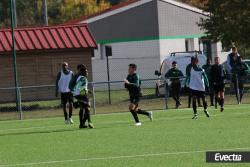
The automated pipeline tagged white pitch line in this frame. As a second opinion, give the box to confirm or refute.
[0,147,250,167]
[0,109,249,133]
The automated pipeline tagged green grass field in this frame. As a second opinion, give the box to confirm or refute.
[0,104,250,167]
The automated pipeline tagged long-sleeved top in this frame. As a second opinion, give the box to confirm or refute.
[210,64,226,84]
[231,62,250,81]
[71,74,88,96]
[202,64,212,81]
[185,65,209,91]
[125,73,141,97]
[165,68,184,83]
[227,52,240,72]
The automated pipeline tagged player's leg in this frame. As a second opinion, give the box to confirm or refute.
[68,93,74,124]
[79,103,86,128]
[129,102,140,125]
[61,93,68,124]
[200,91,209,117]
[192,92,198,119]
[214,85,219,109]
[134,95,153,121]
[239,82,244,103]
[209,83,214,106]
[219,90,225,112]
[188,88,192,108]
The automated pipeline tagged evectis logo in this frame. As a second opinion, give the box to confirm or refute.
[214,153,242,162]
[206,151,250,163]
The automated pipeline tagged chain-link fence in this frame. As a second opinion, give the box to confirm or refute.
[1,75,250,121]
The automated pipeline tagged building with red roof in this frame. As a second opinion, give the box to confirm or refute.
[0,24,97,102]
[66,0,226,83]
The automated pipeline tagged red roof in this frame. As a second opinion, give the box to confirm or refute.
[0,24,97,53]
[65,0,140,25]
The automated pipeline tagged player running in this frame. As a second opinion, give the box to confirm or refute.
[185,57,210,119]
[55,62,74,124]
[71,65,94,129]
[124,64,153,126]
[210,57,226,112]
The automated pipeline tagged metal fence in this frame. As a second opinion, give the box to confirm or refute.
[1,77,250,121]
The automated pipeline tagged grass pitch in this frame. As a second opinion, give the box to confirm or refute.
[0,105,250,167]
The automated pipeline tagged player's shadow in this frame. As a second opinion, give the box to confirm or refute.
[0,128,79,137]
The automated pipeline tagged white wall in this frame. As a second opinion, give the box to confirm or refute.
[159,38,200,62]
[92,40,161,83]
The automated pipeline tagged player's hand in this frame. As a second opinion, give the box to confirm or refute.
[124,79,129,84]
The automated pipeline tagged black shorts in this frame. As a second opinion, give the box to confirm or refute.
[214,84,225,93]
[190,89,205,98]
[61,92,73,104]
[130,95,140,105]
[75,95,90,107]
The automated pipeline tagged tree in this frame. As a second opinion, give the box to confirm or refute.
[199,0,250,50]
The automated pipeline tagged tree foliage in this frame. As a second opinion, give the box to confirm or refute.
[199,0,250,49]
[0,0,110,27]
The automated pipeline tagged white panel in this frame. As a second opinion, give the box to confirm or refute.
[159,39,186,62]
[92,40,161,83]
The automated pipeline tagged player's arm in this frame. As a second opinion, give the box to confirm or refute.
[179,70,184,77]
[165,69,171,78]
[69,74,76,92]
[202,71,209,87]
[55,72,61,97]
[124,75,140,88]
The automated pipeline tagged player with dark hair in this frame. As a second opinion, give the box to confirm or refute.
[202,58,214,106]
[185,57,210,119]
[55,62,74,124]
[231,56,250,104]
[165,61,184,108]
[124,64,153,126]
[186,57,202,108]
[71,65,94,129]
[211,57,227,112]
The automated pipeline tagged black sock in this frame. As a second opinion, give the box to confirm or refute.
[240,93,243,102]
[130,110,140,123]
[79,109,84,126]
[137,109,149,116]
[64,111,68,120]
[69,107,72,118]
[193,101,197,115]
[188,95,192,107]
[221,98,224,107]
[203,99,208,110]
[215,97,218,106]
[83,110,90,125]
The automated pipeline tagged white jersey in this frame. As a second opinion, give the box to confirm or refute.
[189,67,205,92]
[58,70,73,93]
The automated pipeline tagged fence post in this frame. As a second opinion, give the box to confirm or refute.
[18,87,23,120]
[91,83,96,115]
[164,80,168,109]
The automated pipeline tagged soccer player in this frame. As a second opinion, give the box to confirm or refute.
[71,65,94,129]
[202,58,214,106]
[186,57,202,108]
[124,64,153,126]
[55,62,74,124]
[227,46,240,72]
[211,57,227,112]
[165,61,184,109]
[231,56,250,104]
[185,57,210,119]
